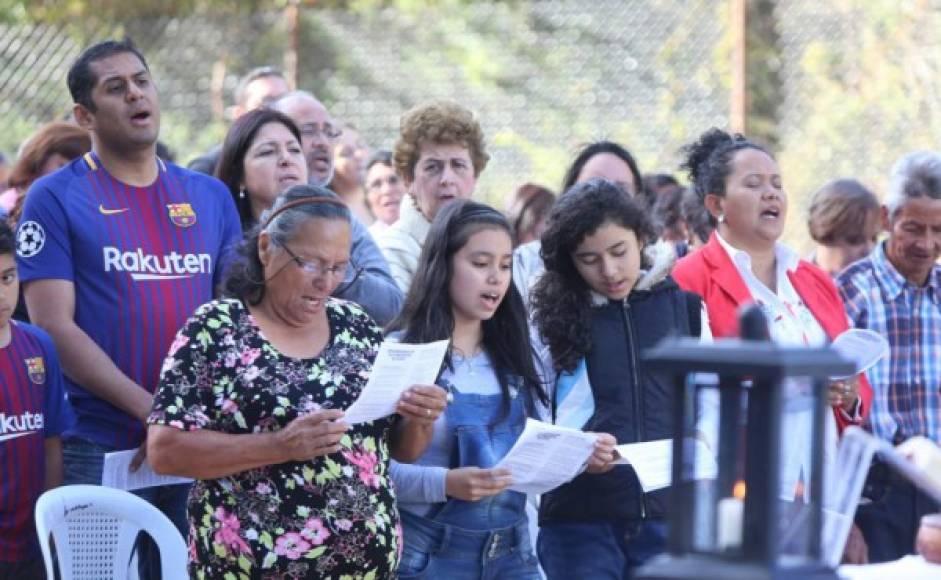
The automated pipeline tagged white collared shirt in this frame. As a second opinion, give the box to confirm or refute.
[715,232,828,348]
[715,233,836,502]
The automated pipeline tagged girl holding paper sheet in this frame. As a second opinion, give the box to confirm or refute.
[531,180,705,579]
[388,200,550,579]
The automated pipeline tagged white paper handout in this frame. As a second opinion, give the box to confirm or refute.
[343,339,449,424]
[102,450,192,491]
[493,418,597,495]
[830,328,890,379]
[613,438,718,492]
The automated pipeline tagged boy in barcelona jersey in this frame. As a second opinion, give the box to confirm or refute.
[0,220,73,580]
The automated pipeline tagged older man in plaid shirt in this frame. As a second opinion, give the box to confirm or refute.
[837,150,941,563]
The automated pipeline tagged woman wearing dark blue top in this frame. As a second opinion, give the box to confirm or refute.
[531,180,703,580]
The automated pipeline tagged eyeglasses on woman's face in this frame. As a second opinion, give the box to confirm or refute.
[281,244,347,278]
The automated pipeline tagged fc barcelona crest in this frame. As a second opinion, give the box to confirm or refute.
[167,203,197,228]
[25,357,45,385]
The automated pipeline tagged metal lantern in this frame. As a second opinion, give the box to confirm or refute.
[636,307,855,580]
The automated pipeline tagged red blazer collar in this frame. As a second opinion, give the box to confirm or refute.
[702,232,754,308]
[701,233,842,340]
[787,266,842,341]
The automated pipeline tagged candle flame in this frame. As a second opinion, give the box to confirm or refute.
[733,480,746,500]
[794,480,805,501]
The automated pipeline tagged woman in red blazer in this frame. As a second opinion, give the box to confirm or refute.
[672,128,871,563]
[673,129,871,428]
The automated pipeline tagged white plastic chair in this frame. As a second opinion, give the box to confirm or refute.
[34,484,188,580]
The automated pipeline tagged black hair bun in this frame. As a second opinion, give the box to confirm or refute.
[680,127,734,184]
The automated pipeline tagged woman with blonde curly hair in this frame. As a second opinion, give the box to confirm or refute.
[377,100,489,293]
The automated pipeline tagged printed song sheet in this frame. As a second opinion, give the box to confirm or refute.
[830,328,890,379]
[613,438,718,492]
[102,450,192,491]
[493,418,597,495]
[344,340,449,424]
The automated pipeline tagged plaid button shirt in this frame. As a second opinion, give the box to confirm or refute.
[837,242,941,443]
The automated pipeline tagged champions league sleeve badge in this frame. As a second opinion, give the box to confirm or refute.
[25,356,46,385]
[167,203,197,227]
[16,220,46,258]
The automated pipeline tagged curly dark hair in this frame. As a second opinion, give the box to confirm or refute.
[680,127,770,202]
[531,179,656,374]
[388,199,547,409]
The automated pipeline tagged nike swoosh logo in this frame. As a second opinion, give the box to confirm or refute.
[0,431,35,443]
[99,205,129,215]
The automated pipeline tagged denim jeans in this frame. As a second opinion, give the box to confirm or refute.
[538,520,667,580]
[398,510,540,580]
[62,438,191,580]
[398,381,540,579]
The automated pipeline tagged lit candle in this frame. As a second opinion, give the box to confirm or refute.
[716,480,746,550]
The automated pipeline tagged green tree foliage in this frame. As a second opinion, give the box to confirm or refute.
[4,0,936,243]
[773,0,941,250]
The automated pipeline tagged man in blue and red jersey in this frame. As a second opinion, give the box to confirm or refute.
[15,38,241,569]
[0,221,72,580]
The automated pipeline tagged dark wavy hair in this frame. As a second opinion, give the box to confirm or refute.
[216,107,303,231]
[680,127,770,202]
[561,140,643,198]
[388,200,547,409]
[223,184,350,305]
[531,179,656,373]
[0,220,14,255]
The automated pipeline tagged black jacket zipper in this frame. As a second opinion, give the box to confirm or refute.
[621,300,647,519]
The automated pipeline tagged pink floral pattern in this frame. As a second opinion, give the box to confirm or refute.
[149,298,399,579]
[343,449,381,488]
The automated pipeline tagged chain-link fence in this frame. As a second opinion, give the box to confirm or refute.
[774,0,941,248]
[2,1,940,250]
[0,1,729,205]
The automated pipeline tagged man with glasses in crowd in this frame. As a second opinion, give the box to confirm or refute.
[273,90,402,324]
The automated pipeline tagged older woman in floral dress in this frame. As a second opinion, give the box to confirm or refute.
[147,185,446,579]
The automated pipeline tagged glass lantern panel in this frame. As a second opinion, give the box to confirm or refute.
[686,373,832,563]
[775,376,828,565]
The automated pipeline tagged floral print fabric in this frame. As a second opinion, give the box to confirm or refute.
[148,298,400,580]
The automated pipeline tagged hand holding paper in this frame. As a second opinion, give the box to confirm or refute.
[830,328,889,379]
[493,418,597,495]
[585,432,618,474]
[395,384,449,424]
[445,467,514,501]
[344,340,449,424]
[613,438,718,492]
